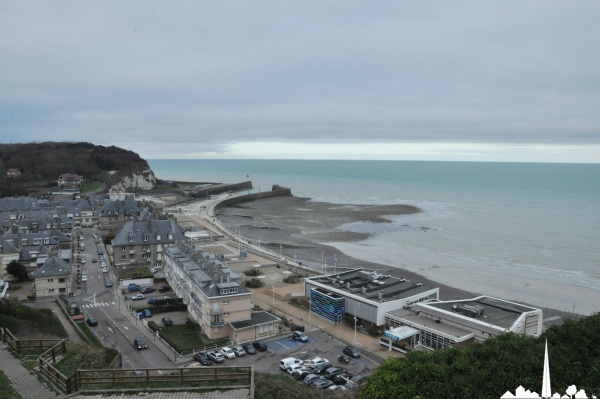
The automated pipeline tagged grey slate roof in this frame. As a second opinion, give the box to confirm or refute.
[32,256,71,278]
[112,219,185,246]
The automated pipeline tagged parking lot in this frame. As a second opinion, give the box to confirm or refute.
[187,329,379,378]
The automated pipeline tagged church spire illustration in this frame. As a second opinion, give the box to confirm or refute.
[542,340,551,398]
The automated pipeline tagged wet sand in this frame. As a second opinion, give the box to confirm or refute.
[216,196,575,322]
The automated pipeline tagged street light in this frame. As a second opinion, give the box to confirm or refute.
[308,299,312,329]
[353,316,357,344]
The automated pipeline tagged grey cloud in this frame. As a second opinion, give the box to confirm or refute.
[1,1,599,156]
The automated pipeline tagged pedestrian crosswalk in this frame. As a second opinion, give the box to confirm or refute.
[81,302,112,308]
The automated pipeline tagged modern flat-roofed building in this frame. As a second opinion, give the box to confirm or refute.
[384,295,543,351]
[304,269,439,330]
[164,243,280,342]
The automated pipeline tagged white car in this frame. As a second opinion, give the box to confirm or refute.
[220,347,236,359]
[80,256,86,264]
[81,274,88,282]
[287,363,306,375]
[306,357,329,369]
[100,261,106,267]
[101,267,108,274]
[131,294,145,300]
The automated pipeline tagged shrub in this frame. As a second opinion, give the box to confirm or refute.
[246,279,264,288]
[283,275,303,284]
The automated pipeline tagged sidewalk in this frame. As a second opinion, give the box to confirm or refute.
[0,343,61,398]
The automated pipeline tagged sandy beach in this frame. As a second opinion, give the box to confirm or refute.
[217,196,596,320]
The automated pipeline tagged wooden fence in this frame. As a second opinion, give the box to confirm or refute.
[74,366,253,394]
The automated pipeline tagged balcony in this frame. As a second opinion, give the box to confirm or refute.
[211,321,224,327]
[212,308,224,315]
[129,250,136,254]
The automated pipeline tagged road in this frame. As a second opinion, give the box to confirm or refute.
[74,228,176,370]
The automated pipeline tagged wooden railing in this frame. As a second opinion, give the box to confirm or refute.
[75,366,253,395]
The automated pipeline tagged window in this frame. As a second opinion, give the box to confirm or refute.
[143,235,148,242]
[59,278,65,283]
[121,255,127,260]
[59,288,66,293]
[222,301,229,305]
[129,245,134,251]
[223,312,230,317]
[47,278,54,283]
[122,246,126,251]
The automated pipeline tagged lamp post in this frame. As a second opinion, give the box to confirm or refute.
[353,316,357,344]
[308,299,312,329]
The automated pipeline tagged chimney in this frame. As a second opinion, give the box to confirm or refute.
[226,272,230,283]
[377,291,383,300]
[362,287,367,295]
[346,282,351,290]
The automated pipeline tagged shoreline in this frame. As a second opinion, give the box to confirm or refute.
[216,195,587,322]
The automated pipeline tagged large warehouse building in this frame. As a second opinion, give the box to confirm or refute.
[304,269,439,329]
[383,296,543,351]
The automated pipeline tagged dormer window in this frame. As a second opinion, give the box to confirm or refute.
[43,238,49,244]
[143,234,149,242]
[167,230,173,240]
[128,233,134,243]
[156,233,161,241]
[21,239,28,245]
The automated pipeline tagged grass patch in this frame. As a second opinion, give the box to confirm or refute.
[254,372,345,399]
[81,181,102,192]
[77,321,103,347]
[0,370,24,399]
[0,301,67,338]
[116,268,153,280]
[158,322,228,352]
[53,343,118,376]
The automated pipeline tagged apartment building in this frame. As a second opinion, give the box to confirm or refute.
[31,254,72,298]
[164,244,280,343]
[111,219,184,270]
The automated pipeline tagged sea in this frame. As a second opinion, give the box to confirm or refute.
[148,159,600,312]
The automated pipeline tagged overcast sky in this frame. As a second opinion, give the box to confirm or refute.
[1,1,599,162]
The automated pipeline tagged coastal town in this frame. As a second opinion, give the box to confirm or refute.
[0,167,570,399]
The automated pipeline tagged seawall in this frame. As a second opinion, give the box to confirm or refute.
[214,185,292,211]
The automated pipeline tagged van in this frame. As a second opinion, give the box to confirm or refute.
[280,357,303,371]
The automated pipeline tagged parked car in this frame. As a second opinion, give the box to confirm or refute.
[303,374,322,385]
[141,287,155,294]
[158,285,171,292]
[231,346,246,357]
[131,294,145,300]
[80,256,86,264]
[133,338,148,350]
[100,261,106,268]
[333,372,353,385]
[306,357,329,369]
[144,309,151,317]
[128,284,141,292]
[161,317,173,326]
[81,274,88,282]
[324,367,347,380]
[312,378,334,389]
[287,363,306,375]
[150,267,159,274]
[220,347,236,359]
[92,257,97,263]
[99,256,105,262]
[280,357,303,371]
[193,352,212,366]
[291,330,309,342]
[343,345,361,358]
[293,368,310,380]
[163,296,172,301]
[101,267,108,274]
[252,341,267,351]
[313,363,333,375]
[346,374,366,389]
[148,298,157,305]
[86,318,97,327]
[206,351,225,363]
[241,343,257,355]
[105,280,113,288]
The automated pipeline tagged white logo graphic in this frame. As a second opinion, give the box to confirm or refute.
[501,341,596,398]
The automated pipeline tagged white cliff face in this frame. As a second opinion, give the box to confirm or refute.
[107,167,156,192]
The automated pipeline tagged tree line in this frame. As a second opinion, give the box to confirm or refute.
[358,313,600,399]
[0,141,149,197]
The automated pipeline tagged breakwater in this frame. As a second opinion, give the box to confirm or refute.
[214,185,292,211]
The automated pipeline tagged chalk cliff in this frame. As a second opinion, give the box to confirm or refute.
[105,164,156,192]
